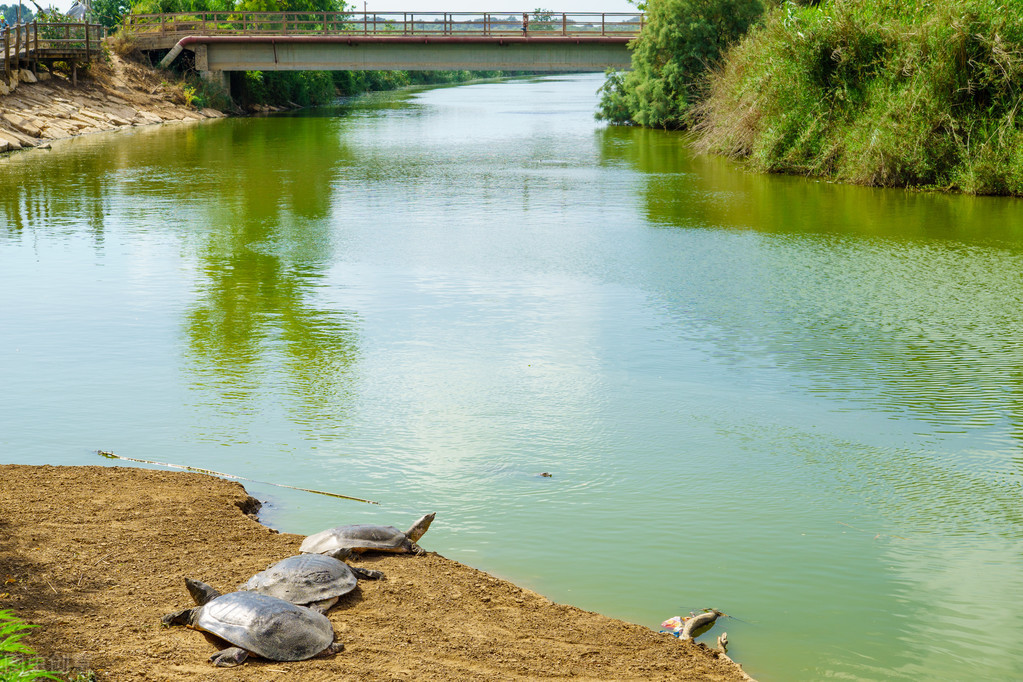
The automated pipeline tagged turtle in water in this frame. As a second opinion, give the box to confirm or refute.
[162,578,343,667]
[300,512,436,559]
[239,553,384,613]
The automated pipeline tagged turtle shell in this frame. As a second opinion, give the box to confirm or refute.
[193,591,334,662]
[240,554,358,606]
[300,524,408,554]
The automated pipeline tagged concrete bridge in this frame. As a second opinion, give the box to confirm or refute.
[126,11,640,93]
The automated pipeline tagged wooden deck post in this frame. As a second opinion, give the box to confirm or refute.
[14,23,20,79]
[4,27,9,86]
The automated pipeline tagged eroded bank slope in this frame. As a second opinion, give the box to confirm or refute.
[0,52,225,154]
[0,465,753,681]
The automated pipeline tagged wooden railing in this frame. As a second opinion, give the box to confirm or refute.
[125,11,644,39]
[2,22,104,85]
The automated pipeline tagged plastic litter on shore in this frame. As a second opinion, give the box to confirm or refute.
[659,615,688,637]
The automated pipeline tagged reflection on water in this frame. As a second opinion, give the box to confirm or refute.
[2,75,1023,681]
[179,118,360,433]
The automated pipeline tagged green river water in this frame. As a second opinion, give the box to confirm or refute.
[2,73,1023,681]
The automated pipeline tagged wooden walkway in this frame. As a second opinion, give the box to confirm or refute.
[2,22,104,86]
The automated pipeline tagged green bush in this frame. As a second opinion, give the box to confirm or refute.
[91,0,133,29]
[234,71,333,107]
[596,0,766,128]
[695,0,1023,194]
[0,610,61,682]
[330,69,500,98]
[130,0,235,13]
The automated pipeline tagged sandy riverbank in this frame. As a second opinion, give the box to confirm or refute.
[0,465,752,680]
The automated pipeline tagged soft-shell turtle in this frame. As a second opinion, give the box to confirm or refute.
[240,553,383,613]
[162,579,343,667]
[300,512,436,559]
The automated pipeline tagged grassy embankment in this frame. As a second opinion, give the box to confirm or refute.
[602,0,1023,195]
[697,0,1023,194]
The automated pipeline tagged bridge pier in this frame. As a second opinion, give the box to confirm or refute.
[193,44,231,98]
[199,67,229,95]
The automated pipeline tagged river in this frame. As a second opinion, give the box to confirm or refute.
[2,73,1022,681]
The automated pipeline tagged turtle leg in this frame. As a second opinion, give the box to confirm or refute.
[161,607,195,627]
[350,566,384,580]
[325,547,355,561]
[308,596,340,614]
[209,647,250,667]
[407,541,426,556]
[314,640,345,658]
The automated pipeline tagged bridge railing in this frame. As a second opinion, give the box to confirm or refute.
[124,11,643,38]
[3,22,104,85]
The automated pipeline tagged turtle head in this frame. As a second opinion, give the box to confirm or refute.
[184,578,222,606]
[405,512,436,542]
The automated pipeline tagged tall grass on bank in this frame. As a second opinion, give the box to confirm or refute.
[0,610,60,682]
[695,0,1023,194]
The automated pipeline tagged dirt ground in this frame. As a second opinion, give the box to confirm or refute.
[0,465,753,681]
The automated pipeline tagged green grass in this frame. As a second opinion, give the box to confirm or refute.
[694,0,1023,194]
[0,610,61,682]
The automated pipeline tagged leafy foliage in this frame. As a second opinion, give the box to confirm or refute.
[0,610,61,682]
[130,0,343,13]
[529,7,558,32]
[695,0,1023,194]
[0,5,34,23]
[91,0,134,28]
[130,0,236,14]
[235,69,504,107]
[597,0,765,128]
[235,0,341,12]
[237,70,335,106]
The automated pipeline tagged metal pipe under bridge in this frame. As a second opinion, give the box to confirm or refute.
[128,11,641,92]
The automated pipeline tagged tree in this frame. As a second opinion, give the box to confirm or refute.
[597,0,765,128]
[129,0,235,14]
[0,4,35,23]
[235,0,344,12]
[91,0,131,28]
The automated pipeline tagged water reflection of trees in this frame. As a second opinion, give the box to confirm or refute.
[179,115,360,432]
[0,114,361,434]
[597,125,1023,444]
[0,142,114,242]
